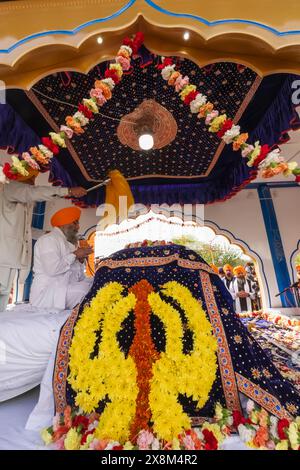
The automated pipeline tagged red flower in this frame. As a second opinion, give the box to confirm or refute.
[157,57,173,70]
[122,32,144,55]
[132,32,144,54]
[3,163,17,180]
[252,144,270,167]
[52,425,70,442]
[80,430,94,445]
[104,69,120,84]
[123,37,133,48]
[232,410,248,427]
[112,445,124,450]
[134,32,144,46]
[277,419,290,440]
[73,415,89,431]
[78,103,93,120]
[295,175,300,183]
[202,429,218,450]
[184,90,199,105]
[217,119,233,138]
[41,137,60,155]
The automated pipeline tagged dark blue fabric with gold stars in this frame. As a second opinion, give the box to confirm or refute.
[62,244,300,419]
[31,49,257,181]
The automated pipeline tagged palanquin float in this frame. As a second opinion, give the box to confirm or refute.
[1,0,300,451]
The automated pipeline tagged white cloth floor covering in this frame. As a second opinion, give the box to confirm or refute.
[0,304,70,402]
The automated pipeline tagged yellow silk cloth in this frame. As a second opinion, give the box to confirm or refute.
[104,169,134,222]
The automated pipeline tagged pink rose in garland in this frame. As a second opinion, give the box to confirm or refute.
[137,430,155,450]
[116,55,131,71]
[90,88,107,106]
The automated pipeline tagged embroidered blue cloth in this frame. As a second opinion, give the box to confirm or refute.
[53,244,300,419]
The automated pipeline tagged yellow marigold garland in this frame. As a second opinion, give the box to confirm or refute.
[68,280,217,443]
[148,281,218,441]
[68,282,138,443]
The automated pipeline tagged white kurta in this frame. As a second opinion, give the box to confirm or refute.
[0,181,68,276]
[30,227,92,310]
[0,182,68,311]
[229,278,255,313]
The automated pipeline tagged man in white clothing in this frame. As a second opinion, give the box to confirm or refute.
[229,265,255,313]
[0,169,87,311]
[30,206,93,310]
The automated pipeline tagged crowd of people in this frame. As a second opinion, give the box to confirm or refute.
[211,263,262,313]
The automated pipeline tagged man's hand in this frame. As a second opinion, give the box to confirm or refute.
[68,187,87,198]
[238,291,249,298]
[73,246,93,261]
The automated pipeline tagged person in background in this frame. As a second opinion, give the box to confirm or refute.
[245,262,261,310]
[0,168,87,312]
[30,207,93,310]
[223,264,235,291]
[230,265,255,313]
[218,267,225,281]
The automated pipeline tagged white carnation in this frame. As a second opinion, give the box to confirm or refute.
[222,125,241,144]
[0,166,7,184]
[87,420,98,432]
[258,148,282,169]
[38,144,53,159]
[227,416,233,427]
[161,64,176,80]
[120,45,132,56]
[101,78,115,90]
[269,416,279,439]
[237,424,256,443]
[73,111,89,126]
[193,428,204,440]
[151,438,160,450]
[105,441,121,450]
[246,400,255,415]
[190,93,207,113]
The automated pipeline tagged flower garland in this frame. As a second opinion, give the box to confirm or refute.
[41,400,300,450]
[67,280,217,444]
[40,402,230,450]
[148,281,218,441]
[128,280,160,440]
[231,400,300,450]
[158,57,300,182]
[0,32,144,183]
[237,310,300,331]
[68,282,138,443]
[125,240,173,248]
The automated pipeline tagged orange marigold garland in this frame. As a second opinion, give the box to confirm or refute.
[128,280,160,440]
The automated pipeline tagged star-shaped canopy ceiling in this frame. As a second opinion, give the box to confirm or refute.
[4,46,300,206]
